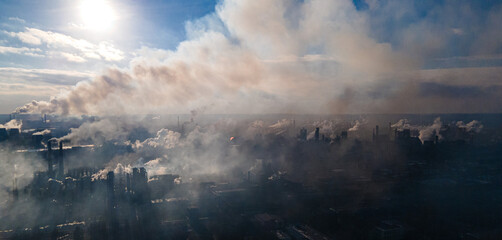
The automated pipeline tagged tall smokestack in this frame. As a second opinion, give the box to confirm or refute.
[47,141,53,176]
[376,125,379,136]
[126,173,130,193]
[315,127,320,142]
[58,141,64,179]
[388,122,392,140]
[107,171,115,212]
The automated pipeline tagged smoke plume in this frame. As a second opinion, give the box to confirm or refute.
[32,129,51,136]
[13,0,415,116]
[0,119,22,129]
[456,120,483,133]
[418,117,442,143]
[348,119,367,132]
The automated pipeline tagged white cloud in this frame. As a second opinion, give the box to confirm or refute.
[5,27,125,62]
[0,82,69,96]
[0,67,94,86]
[7,17,25,23]
[0,46,43,57]
[0,67,93,78]
[4,31,42,45]
[60,52,87,63]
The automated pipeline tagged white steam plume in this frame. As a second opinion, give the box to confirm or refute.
[32,129,51,136]
[456,120,483,133]
[418,117,442,143]
[348,119,367,132]
[391,119,413,131]
[0,119,22,129]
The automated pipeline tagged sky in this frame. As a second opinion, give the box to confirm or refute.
[1,0,502,114]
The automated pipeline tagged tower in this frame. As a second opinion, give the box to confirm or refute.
[58,141,64,179]
[314,127,320,142]
[47,141,53,177]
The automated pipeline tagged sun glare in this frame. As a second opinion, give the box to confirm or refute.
[79,0,116,31]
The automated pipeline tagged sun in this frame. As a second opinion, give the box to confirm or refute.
[79,0,116,31]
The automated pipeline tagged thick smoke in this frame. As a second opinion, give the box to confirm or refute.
[129,125,245,177]
[268,119,294,135]
[91,163,132,181]
[391,117,442,143]
[456,120,483,133]
[0,119,22,129]
[244,120,266,138]
[32,129,51,136]
[57,117,255,178]
[418,117,442,143]
[392,117,485,144]
[391,119,413,131]
[14,0,414,116]
[132,128,181,155]
[348,119,367,132]
[59,118,130,144]
[307,120,343,140]
[0,150,45,213]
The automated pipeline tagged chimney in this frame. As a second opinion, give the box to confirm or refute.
[107,171,115,211]
[314,127,320,142]
[126,173,131,193]
[58,141,64,179]
[375,125,379,136]
[47,141,53,175]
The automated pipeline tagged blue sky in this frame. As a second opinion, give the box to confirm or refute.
[0,0,219,112]
[1,0,502,114]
